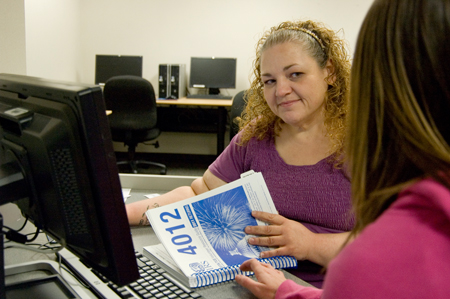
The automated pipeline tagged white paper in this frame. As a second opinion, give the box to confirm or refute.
[122,188,131,202]
[146,172,278,279]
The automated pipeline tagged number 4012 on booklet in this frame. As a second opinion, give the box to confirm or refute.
[145,170,297,288]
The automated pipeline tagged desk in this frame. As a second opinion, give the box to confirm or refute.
[156,97,232,155]
[4,174,312,298]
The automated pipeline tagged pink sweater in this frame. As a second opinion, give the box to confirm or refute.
[275,178,450,299]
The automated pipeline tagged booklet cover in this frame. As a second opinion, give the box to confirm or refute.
[145,171,297,288]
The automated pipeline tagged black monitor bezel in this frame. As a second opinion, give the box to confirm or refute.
[189,57,237,92]
[95,55,143,85]
[0,73,139,286]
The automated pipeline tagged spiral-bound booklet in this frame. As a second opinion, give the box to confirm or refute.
[145,171,298,288]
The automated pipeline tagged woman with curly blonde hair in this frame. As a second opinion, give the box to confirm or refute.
[126,20,353,287]
[239,20,349,160]
[226,20,353,287]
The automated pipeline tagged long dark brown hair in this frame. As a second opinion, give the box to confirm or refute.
[347,0,450,235]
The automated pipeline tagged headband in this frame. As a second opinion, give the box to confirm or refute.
[279,26,326,51]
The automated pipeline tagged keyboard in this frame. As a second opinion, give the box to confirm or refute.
[186,94,232,99]
[58,248,204,299]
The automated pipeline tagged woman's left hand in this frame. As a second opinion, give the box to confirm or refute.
[246,211,350,266]
[245,211,316,262]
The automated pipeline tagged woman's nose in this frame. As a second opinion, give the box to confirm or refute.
[275,78,292,97]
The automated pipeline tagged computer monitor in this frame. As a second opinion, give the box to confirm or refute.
[189,57,237,95]
[0,74,140,287]
[95,55,143,85]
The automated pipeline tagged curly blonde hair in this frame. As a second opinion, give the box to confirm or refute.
[237,20,351,162]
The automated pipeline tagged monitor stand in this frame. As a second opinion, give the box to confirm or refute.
[4,259,88,299]
[186,88,232,99]
[208,88,220,95]
[0,160,27,299]
[0,212,91,299]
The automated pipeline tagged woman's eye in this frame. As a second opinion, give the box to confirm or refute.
[263,79,275,85]
[291,72,302,79]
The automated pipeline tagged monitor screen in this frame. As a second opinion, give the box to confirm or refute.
[95,55,143,85]
[189,57,237,95]
[0,73,139,286]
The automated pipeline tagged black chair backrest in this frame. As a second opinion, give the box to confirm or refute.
[104,75,157,131]
[230,90,247,141]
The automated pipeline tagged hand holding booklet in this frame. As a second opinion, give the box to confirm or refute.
[144,171,297,288]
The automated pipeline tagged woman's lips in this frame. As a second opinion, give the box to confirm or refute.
[278,99,300,107]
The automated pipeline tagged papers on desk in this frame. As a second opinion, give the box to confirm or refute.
[122,188,131,202]
[122,188,161,203]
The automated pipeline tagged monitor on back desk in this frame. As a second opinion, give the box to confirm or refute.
[95,54,143,85]
[189,57,236,98]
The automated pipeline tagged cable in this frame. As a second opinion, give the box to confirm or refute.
[4,242,63,254]
[57,253,91,289]
[2,217,28,233]
[4,229,28,244]
[25,227,40,242]
[3,225,40,244]
[3,229,91,291]
[3,227,63,253]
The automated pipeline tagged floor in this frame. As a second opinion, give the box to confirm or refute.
[114,152,215,176]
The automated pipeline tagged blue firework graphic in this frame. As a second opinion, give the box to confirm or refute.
[192,186,257,252]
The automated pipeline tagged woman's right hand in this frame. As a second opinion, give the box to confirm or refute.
[235,259,286,299]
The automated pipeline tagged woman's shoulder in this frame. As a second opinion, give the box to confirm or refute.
[233,129,274,150]
[396,178,450,214]
[324,178,450,298]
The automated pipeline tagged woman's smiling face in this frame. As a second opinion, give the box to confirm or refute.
[261,42,331,129]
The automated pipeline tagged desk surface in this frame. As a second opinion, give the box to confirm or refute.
[156,97,232,107]
[4,174,312,298]
[125,181,313,299]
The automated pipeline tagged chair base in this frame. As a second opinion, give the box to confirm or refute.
[117,160,167,175]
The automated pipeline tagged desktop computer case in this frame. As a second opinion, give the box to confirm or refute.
[158,64,186,99]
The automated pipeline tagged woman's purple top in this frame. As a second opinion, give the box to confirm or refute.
[208,133,353,287]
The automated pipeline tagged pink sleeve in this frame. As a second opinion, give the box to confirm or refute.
[275,280,322,299]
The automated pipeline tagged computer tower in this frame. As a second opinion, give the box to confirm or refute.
[158,64,186,99]
[158,64,168,99]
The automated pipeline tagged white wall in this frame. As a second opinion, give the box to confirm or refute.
[24,0,81,82]
[0,0,26,75]
[0,0,374,155]
[6,0,375,93]
[78,0,373,95]
[0,1,27,227]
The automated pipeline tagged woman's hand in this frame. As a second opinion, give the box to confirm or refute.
[235,259,286,299]
[245,211,315,261]
[246,211,350,266]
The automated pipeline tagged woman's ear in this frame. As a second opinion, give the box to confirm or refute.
[325,59,336,85]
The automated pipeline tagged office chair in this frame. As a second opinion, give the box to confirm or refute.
[230,90,248,141]
[103,75,167,174]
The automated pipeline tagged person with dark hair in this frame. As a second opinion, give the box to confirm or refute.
[235,0,450,298]
[127,20,353,287]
